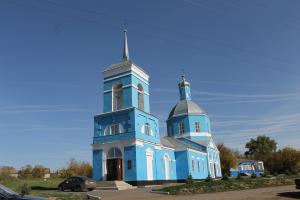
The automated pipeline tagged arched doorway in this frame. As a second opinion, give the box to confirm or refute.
[164,155,170,180]
[106,147,123,180]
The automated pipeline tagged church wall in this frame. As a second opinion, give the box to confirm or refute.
[187,115,211,133]
[132,144,177,181]
[103,71,150,113]
[103,72,132,90]
[93,109,135,143]
[103,92,112,113]
[167,114,212,138]
[207,147,222,178]
[92,149,103,181]
[103,74,132,112]
[135,144,154,181]
[174,150,189,180]
[154,147,177,180]
[130,74,150,113]
[187,150,209,179]
[134,109,160,144]
[166,115,190,136]
[124,145,137,181]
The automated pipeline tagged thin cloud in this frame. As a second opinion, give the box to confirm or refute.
[152,88,300,104]
[7,127,90,133]
[0,104,88,114]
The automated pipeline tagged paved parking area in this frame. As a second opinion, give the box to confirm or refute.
[89,185,300,200]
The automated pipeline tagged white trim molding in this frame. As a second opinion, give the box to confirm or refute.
[103,61,149,83]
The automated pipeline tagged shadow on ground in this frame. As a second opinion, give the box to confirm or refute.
[31,186,57,190]
[278,192,300,199]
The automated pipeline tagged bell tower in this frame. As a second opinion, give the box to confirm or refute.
[102,29,150,113]
[94,29,159,144]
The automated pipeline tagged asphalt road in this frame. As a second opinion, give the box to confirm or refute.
[89,185,300,200]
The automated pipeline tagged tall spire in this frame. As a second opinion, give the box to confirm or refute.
[122,28,130,61]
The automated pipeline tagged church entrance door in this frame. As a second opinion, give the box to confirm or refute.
[106,147,123,181]
[106,158,123,181]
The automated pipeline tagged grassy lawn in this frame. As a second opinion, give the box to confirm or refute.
[1,178,90,200]
[160,175,297,195]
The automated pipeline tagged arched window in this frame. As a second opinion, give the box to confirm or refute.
[107,147,122,159]
[178,122,185,135]
[141,123,152,136]
[137,84,144,111]
[104,123,124,136]
[113,83,123,111]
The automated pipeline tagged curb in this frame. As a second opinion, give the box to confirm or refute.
[149,190,170,195]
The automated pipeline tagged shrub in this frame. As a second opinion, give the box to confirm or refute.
[217,143,237,176]
[251,173,257,179]
[206,175,213,182]
[59,158,92,178]
[0,167,17,183]
[19,184,31,195]
[18,165,33,179]
[32,165,47,178]
[186,174,194,185]
[263,169,270,177]
[222,174,229,181]
[285,170,292,176]
[236,173,242,180]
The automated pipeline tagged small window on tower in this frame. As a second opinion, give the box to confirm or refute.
[137,84,144,111]
[127,160,132,170]
[178,122,185,135]
[141,123,152,136]
[145,123,151,136]
[195,122,201,132]
[111,124,119,134]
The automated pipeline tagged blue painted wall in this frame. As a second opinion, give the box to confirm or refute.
[167,114,211,137]
[124,145,137,181]
[93,150,103,181]
[179,85,191,100]
[174,151,189,180]
[102,71,150,113]
[186,150,209,179]
[134,144,177,181]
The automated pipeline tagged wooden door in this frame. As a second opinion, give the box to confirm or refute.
[106,158,123,181]
[116,158,123,180]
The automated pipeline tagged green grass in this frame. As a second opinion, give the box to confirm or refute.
[1,178,90,200]
[3,178,63,191]
[160,175,297,195]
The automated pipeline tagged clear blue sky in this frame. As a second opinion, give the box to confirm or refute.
[1,0,300,170]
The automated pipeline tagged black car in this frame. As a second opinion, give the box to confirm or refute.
[296,178,300,189]
[58,176,96,192]
[0,184,47,200]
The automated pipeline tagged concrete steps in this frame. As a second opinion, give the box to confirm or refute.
[96,181,134,190]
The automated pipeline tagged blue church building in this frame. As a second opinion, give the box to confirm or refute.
[92,30,221,185]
